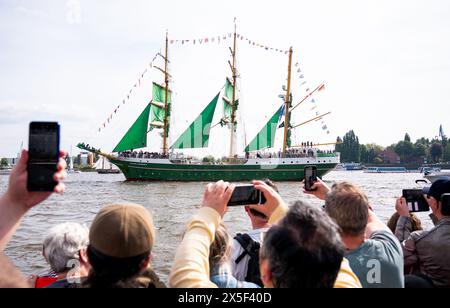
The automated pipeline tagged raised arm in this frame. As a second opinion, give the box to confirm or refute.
[169,181,234,288]
[0,150,66,251]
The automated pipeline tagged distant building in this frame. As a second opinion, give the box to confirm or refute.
[379,150,400,164]
[77,152,90,167]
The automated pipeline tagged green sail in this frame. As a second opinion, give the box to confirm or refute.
[171,93,220,149]
[245,106,283,152]
[113,104,151,152]
[150,82,172,132]
[221,78,236,125]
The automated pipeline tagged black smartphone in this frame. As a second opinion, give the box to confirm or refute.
[441,194,450,216]
[228,184,266,207]
[304,166,318,191]
[27,122,60,192]
[402,189,430,212]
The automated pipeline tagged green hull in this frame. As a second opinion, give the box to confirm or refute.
[111,158,337,182]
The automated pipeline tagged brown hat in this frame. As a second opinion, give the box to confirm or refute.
[89,203,155,258]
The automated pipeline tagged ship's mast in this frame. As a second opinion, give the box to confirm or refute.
[229,21,238,159]
[282,47,293,157]
[162,31,170,155]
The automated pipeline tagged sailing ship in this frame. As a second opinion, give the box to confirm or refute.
[78,26,340,181]
[94,156,121,174]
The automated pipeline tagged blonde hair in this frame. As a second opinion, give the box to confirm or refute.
[209,223,232,271]
[325,182,370,236]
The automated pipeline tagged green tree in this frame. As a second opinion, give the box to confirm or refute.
[339,130,361,163]
[404,133,411,143]
[414,143,427,159]
[394,141,415,163]
[360,144,368,163]
[416,137,430,147]
[430,143,443,163]
[444,144,450,163]
[360,143,384,163]
[0,158,8,167]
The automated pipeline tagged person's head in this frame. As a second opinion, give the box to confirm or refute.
[42,222,90,275]
[85,203,155,288]
[325,182,369,239]
[422,177,450,219]
[209,223,232,274]
[260,201,344,288]
[387,212,423,233]
[244,179,278,229]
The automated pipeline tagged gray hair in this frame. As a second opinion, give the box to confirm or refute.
[43,222,89,273]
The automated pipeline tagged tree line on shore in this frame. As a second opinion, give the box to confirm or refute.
[335,130,450,164]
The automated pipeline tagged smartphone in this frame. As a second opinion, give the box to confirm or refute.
[441,194,450,216]
[402,189,430,212]
[304,166,318,191]
[228,184,266,207]
[27,122,60,192]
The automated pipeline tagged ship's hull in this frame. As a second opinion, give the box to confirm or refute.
[110,157,339,182]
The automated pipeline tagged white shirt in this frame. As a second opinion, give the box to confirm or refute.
[231,228,269,281]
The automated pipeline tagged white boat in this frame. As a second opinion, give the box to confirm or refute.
[94,157,121,174]
[364,167,408,173]
[424,171,450,183]
[67,156,81,174]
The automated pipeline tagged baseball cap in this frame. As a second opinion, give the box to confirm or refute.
[422,177,450,201]
[89,203,155,258]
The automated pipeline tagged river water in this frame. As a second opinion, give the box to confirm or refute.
[0,171,436,283]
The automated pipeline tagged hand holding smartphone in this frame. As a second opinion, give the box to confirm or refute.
[27,122,60,192]
[402,189,430,212]
[227,184,266,207]
[304,166,318,191]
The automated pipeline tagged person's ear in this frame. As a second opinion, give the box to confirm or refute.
[140,255,152,271]
[259,258,274,288]
[428,197,439,212]
[79,248,89,264]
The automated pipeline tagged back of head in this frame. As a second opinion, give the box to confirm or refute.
[423,177,450,217]
[387,212,423,233]
[262,201,344,288]
[43,222,89,273]
[209,223,231,272]
[325,182,369,237]
[86,203,155,288]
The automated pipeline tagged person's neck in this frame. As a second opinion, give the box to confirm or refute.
[341,234,365,251]
[252,222,270,230]
[58,265,90,281]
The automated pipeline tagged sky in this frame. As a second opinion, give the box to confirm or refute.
[1,0,450,158]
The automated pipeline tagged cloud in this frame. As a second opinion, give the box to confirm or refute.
[14,6,47,18]
[0,101,90,124]
[66,0,82,25]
